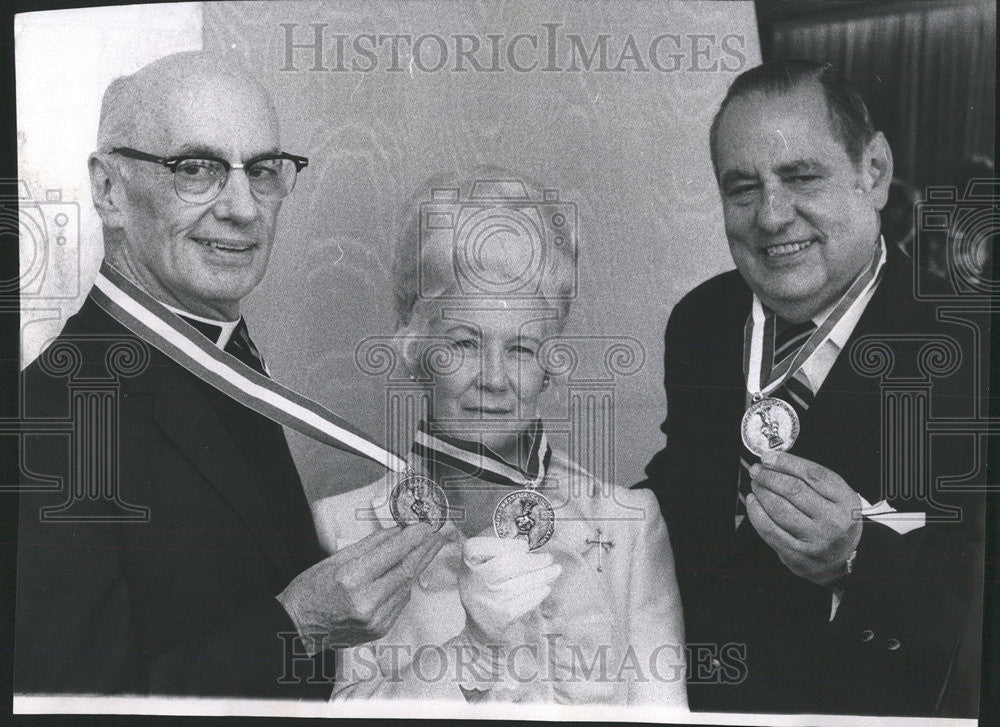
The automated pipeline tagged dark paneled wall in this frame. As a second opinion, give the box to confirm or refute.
[760,0,995,191]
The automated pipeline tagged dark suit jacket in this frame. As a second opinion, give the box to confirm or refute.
[15,296,333,698]
[638,259,985,716]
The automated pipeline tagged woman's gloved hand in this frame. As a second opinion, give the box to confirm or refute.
[458,536,562,646]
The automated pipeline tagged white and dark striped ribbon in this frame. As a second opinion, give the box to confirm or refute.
[411,418,551,489]
[91,262,409,474]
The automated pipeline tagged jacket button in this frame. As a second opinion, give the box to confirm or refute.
[886,638,901,651]
[860,629,874,642]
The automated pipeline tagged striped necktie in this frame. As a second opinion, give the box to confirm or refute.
[774,319,817,366]
[736,315,818,530]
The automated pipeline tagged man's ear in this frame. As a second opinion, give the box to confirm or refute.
[862,131,894,211]
[88,153,127,229]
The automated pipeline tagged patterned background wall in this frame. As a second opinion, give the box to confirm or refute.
[202,0,760,500]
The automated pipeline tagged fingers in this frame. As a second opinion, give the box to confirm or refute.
[462,536,562,588]
[750,481,813,539]
[377,529,447,595]
[759,450,852,503]
[475,551,556,586]
[479,568,561,628]
[368,582,413,636]
[500,582,554,616]
[463,536,529,566]
[492,563,562,594]
[745,491,802,554]
[331,524,403,562]
[350,521,439,580]
[749,463,833,520]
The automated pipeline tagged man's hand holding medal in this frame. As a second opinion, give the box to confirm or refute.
[277,522,446,653]
[746,450,863,586]
[738,243,884,588]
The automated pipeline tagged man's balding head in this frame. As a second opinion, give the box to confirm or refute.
[90,51,290,320]
[97,51,279,155]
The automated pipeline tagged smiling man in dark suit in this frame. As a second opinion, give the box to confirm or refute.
[638,60,984,716]
[15,51,442,698]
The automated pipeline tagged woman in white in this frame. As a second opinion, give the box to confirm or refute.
[312,170,687,706]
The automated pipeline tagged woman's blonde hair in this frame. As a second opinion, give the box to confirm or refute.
[391,164,578,334]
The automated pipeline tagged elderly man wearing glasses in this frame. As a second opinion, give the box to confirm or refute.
[15,52,443,699]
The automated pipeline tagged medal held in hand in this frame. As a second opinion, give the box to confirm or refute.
[389,472,449,532]
[741,396,799,457]
[494,489,555,551]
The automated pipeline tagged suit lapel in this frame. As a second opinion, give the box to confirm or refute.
[794,348,881,481]
[789,262,911,491]
[126,357,304,580]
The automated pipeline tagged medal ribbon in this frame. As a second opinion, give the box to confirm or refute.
[411,418,552,489]
[91,262,410,474]
[744,239,886,400]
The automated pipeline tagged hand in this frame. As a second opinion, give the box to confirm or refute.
[277,522,445,652]
[458,537,562,646]
[746,450,862,586]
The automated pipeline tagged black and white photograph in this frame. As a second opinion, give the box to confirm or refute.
[2,1,997,725]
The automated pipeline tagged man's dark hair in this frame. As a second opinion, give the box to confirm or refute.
[709,59,876,174]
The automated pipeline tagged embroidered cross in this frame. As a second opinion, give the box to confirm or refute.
[585,528,614,572]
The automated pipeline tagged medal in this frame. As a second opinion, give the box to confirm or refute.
[741,396,800,457]
[493,489,555,550]
[389,471,449,532]
[411,419,555,548]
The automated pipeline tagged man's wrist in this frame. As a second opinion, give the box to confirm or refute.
[275,593,324,656]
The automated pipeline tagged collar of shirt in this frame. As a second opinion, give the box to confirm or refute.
[160,301,241,349]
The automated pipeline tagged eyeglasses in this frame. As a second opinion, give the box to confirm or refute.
[109,147,309,204]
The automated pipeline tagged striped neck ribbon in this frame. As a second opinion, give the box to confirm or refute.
[91,261,409,473]
[411,418,551,489]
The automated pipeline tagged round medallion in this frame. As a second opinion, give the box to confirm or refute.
[493,489,555,550]
[741,396,800,457]
[389,475,448,532]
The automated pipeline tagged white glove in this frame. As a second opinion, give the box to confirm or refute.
[458,536,562,646]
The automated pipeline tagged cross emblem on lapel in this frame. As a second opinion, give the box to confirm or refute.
[585,528,614,572]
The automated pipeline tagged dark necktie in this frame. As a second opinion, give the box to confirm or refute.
[177,314,269,378]
[224,318,269,377]
[736,315,818,529]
